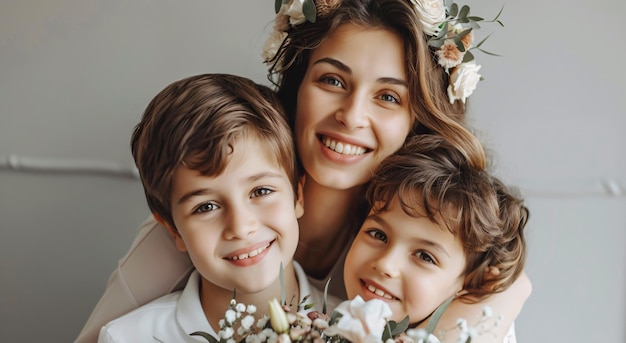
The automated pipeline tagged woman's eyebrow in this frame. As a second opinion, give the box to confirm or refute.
[313,57,408,87]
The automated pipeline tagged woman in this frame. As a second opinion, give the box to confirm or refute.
[76,1,530,342]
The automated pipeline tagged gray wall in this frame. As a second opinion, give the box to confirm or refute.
[1,1,624,342]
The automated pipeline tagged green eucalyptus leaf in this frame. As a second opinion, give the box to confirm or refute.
[429,37,446,48]
[449,3,459,17]
[190,331,220,343]
[279,262,285,305]
[274,0,282,13]
[382,322,392,341]
[391,316,410,336]
[493,5,504,21]
[453,35,466,52]
[462,50,475,62]
[496,19,504,27]
[303,0,317,23]
[426,296,455,335]
[467,16,484,22]
[477,48,502,57]
[474,33,493,48]
[304,302,315,310]
[459,5,470,21]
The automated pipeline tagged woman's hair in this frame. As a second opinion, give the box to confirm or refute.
[267,0,486,171]
[367,135,528,301]
[131,74,297,227]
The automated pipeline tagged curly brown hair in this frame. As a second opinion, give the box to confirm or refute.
[367,135,528,301]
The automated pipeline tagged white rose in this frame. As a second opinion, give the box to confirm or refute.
[447,62,482,104]
[411,0,446,36]
[284,0,307,26]
[325,295,392,343]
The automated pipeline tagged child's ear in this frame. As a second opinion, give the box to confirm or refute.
[295,175,305,219]
[153,213,188,253]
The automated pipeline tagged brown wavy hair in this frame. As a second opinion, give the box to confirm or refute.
[266,0,486,171]
[367,135,528,301]
[131,74,297,227]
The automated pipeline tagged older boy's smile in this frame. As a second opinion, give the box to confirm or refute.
[224,239,275,266]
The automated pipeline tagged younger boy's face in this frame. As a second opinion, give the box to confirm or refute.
[166,136,302,295]
[343,195,466,323]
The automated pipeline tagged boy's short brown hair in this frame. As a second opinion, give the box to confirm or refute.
[367,135,528,301]
[131,74,296,227]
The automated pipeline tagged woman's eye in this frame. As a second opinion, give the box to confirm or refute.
[416,251,436,265]
[251,187,273,198]
[366,229,388,243]
[379,93,400,104]
[194,202,219,214]
[320,75,344,88]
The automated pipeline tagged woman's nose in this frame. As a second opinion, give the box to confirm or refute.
[334,91,369,130]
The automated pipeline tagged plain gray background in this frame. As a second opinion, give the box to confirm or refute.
[1,1,624,342]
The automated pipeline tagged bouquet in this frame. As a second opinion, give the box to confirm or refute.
[191,295,499,343]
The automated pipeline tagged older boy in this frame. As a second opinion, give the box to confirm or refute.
[98,74,333,342]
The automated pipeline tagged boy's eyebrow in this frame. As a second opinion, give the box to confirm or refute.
[176,171,287,205]
[368,214,451,258]
[312,57,408,88]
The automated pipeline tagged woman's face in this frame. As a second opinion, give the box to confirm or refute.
[295,24,413,190]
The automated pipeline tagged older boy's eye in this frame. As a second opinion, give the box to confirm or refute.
[415,251,435,264]
[251,187,273,198]
[194,202,219,214]
[365,229,388,243]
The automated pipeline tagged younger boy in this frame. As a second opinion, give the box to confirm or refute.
[98,74,330,342]
[343,134,528,340]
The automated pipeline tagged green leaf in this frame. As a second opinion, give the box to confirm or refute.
[453,35,466,52]
[274,0,282,14]
[303,0,317,23]
[425,295,455,335]
[304,302,315,310]
[459,5,470,21]
[474,32,493,48]
[462,50,474,62]
[391,316,410,336]
[279,262,285,305]
[429,37,446,48]
[467,16,484,22]
[190,331,220,343]
[322,278,331,314]
[477,48,502,57]
[435,22,449,39]
[496,19,504,27]
[449,3,459,17]
[493,5,505,22]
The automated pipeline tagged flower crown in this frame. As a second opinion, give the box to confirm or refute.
[263,0,503,104]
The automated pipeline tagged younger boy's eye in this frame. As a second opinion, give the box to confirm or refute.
[365,229,388,243]
[194,202,219,214]
[415,251,436,265]
[251,187,273,198]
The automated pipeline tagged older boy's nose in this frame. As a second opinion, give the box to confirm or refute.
[335,92,369,130]
[223,206,258,239]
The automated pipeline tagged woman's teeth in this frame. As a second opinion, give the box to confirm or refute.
[229,242,270,260]
[322,137,366,155]
[366,283,395,300]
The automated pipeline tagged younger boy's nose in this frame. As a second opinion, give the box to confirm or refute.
[223,206,258,240]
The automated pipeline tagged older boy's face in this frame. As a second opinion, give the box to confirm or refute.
[167,136,302,296]
[343,195,466,323]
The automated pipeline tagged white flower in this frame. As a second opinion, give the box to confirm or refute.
[220,326,235,340]
[247,304,258,314]
[241,314,256,330]
[325,295,392,343]
[269,298,290,333]
[283,0,307,25]
[482,306,493,318]
[411,0,446,36]
[225,309,237,324]
[447,62,482,104]
[262,30,288,62]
